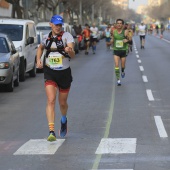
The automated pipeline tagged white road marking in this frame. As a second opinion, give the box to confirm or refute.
[136,55,139,58]
[146,89,154,101]
[137,59,141,63]
[139,66,144,71]
[91,169,133,170]
[13,139,65,155]
[135,51,138,54]
[142,75,148,82]
[162,38,170,43]
[95,138,137,154]
[154,116,168,138]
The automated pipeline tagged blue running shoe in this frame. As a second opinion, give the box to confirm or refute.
[121,72,125,78]
[117,80,121,86]
[47,131,56,142]
[59,118,67,137]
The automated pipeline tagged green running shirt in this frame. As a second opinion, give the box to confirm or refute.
[113,29,127,51]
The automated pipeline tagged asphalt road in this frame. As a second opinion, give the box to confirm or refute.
[0,33,170,170]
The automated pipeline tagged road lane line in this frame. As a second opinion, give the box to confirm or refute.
[91,70,116,170]
[162,38,170,43]
[154,116,168,138]
[142,75,148,82]
[139,66,144,71]
[138,59,141,63]
[146,89,154,101]
[13,139,65,155]
[136,55,139,58]
[91,169,133,170]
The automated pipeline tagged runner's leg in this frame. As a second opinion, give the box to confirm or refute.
[45,85,57,141]
[114,55,120,81]
[58,91,69,137]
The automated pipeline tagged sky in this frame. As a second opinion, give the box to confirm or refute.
[129,0,148,11]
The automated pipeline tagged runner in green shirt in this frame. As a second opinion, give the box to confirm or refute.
[110,19,128,86]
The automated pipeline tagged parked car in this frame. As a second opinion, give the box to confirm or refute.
[98,24,107,39]
[36,22,51,72]
[0,19,38,82]
[0,33,20,92]
[36,22,51,44]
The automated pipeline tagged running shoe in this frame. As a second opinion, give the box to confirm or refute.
[59,118,67,137]
[117,80,121,86]
[121,72,125,78]
[47,131,56,142]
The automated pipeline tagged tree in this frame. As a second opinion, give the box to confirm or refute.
[5,0,23,18]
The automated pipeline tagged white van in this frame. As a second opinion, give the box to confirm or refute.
[0,19,38,81]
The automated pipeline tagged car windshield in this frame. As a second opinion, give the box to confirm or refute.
[36,26,51,35]
[99,25,107,31]
[36,26,51,31]
[0,24,23,41]
[0,37,9,53]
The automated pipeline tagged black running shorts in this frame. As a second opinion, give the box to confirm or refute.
[114,50,127,58]
[90,36,97,42]
[44,66,72,91]
[140,35,145,40]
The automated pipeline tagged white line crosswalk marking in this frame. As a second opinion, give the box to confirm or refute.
[95,138,137,154]
[91,169,133,170]
[13,139,65,155]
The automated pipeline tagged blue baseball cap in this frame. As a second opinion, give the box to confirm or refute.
[50,15,64,25]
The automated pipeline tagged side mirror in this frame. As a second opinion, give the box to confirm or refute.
[26,37,34,45]
[11,49,16,54]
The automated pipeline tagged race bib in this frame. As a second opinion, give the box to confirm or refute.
[106,32,110,38]
[92,31,97,36]
[47,52,63,69]
[116,40,123,48]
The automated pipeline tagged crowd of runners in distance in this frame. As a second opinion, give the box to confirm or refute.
[78,22,166,54]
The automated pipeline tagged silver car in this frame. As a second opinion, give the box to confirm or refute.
[0,33,20,92]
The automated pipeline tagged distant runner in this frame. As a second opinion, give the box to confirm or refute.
[110,19,128,86]
[139,22,146,49]
[90,23,98,54]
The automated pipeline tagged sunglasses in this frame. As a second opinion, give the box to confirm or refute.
[53,24,62,27]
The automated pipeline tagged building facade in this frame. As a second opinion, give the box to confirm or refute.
[148,0,167,6]
[0,0,12,18]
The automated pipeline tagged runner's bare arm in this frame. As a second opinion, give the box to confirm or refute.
[109,35,114,45]
[123,30,129,43]
[65,42,75,58]
[36,44,45,68]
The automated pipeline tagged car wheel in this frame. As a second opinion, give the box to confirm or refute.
[6,77,14,92]
[14,69,19,87]
[29,60,36,77]
[19,59,26,82]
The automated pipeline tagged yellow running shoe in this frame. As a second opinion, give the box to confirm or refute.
[47,131,56,142]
